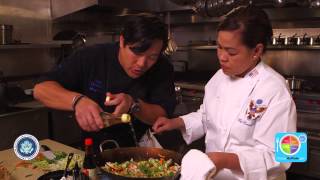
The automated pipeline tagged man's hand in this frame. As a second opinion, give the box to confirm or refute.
[74,96,104,131]
[104,92,133,115]
[152,117,185,133]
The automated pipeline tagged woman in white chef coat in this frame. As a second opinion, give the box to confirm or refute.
[152,6,297,180]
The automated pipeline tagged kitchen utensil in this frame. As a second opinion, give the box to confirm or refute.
[61,153,74,180]
[272,33,285,45]
[286,76,304,91]
[300,33,313,45]
[72,162,80,180]
[285,33,300,45]
[164,12,178,55]
[41,145,56,160]
[96,140,182,180]
[0,24,13,44]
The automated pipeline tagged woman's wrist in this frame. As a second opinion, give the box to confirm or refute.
[175,117,186,131]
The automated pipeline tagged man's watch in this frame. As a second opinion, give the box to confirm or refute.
[129,97,140,114]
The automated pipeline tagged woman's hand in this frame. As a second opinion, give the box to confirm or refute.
[104,92,133,115]
[74,96,104,132]
[206,152,242,173]
[152,117,185,133]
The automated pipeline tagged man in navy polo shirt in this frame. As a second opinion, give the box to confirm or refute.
[34,15,176,151]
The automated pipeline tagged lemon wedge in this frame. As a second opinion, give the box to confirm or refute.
[121,114,131,123]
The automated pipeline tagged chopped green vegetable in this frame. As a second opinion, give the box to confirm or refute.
[104,158,180,178]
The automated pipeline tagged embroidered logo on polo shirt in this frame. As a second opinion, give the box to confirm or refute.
[89,80,104,93]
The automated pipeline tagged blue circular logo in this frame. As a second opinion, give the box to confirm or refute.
[13,134,39,160]
[256,99,263,104]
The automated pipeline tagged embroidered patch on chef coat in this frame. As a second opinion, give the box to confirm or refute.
[239,99,267,126]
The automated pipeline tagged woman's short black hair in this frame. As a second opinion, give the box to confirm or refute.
[217,6,273,52]
[121,15,168,54]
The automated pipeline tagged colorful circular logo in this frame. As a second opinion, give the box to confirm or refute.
[279,134,300,156]
[13,134,39,160]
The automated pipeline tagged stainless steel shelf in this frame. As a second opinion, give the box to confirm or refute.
[178,45,217,51]
[267,45,320,50]
[0,41,72,49]
[177,45,320,51]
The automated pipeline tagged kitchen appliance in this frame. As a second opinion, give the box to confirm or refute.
[0,24,13,45]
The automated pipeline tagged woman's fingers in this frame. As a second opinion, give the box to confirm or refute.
[153,117,170,133]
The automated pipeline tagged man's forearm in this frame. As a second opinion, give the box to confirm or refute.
[33,81,80,111]
[133,100,167,125]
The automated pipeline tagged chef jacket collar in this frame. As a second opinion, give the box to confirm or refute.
[243,61,264,81]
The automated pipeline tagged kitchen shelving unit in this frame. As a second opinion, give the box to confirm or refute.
[177,45,320,51]
[0,40,72,49]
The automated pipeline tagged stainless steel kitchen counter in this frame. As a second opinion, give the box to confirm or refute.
[0,100,45,118]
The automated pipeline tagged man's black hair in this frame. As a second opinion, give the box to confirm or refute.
[121,15,168,53]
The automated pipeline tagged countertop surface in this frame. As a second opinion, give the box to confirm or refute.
[0,139,83,180]
[0,101,46,118]
[12,100,45,109]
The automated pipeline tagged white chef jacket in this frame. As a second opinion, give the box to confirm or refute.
[181,61,297,180]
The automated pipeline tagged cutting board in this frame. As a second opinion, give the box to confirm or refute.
[0,139,83,180]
